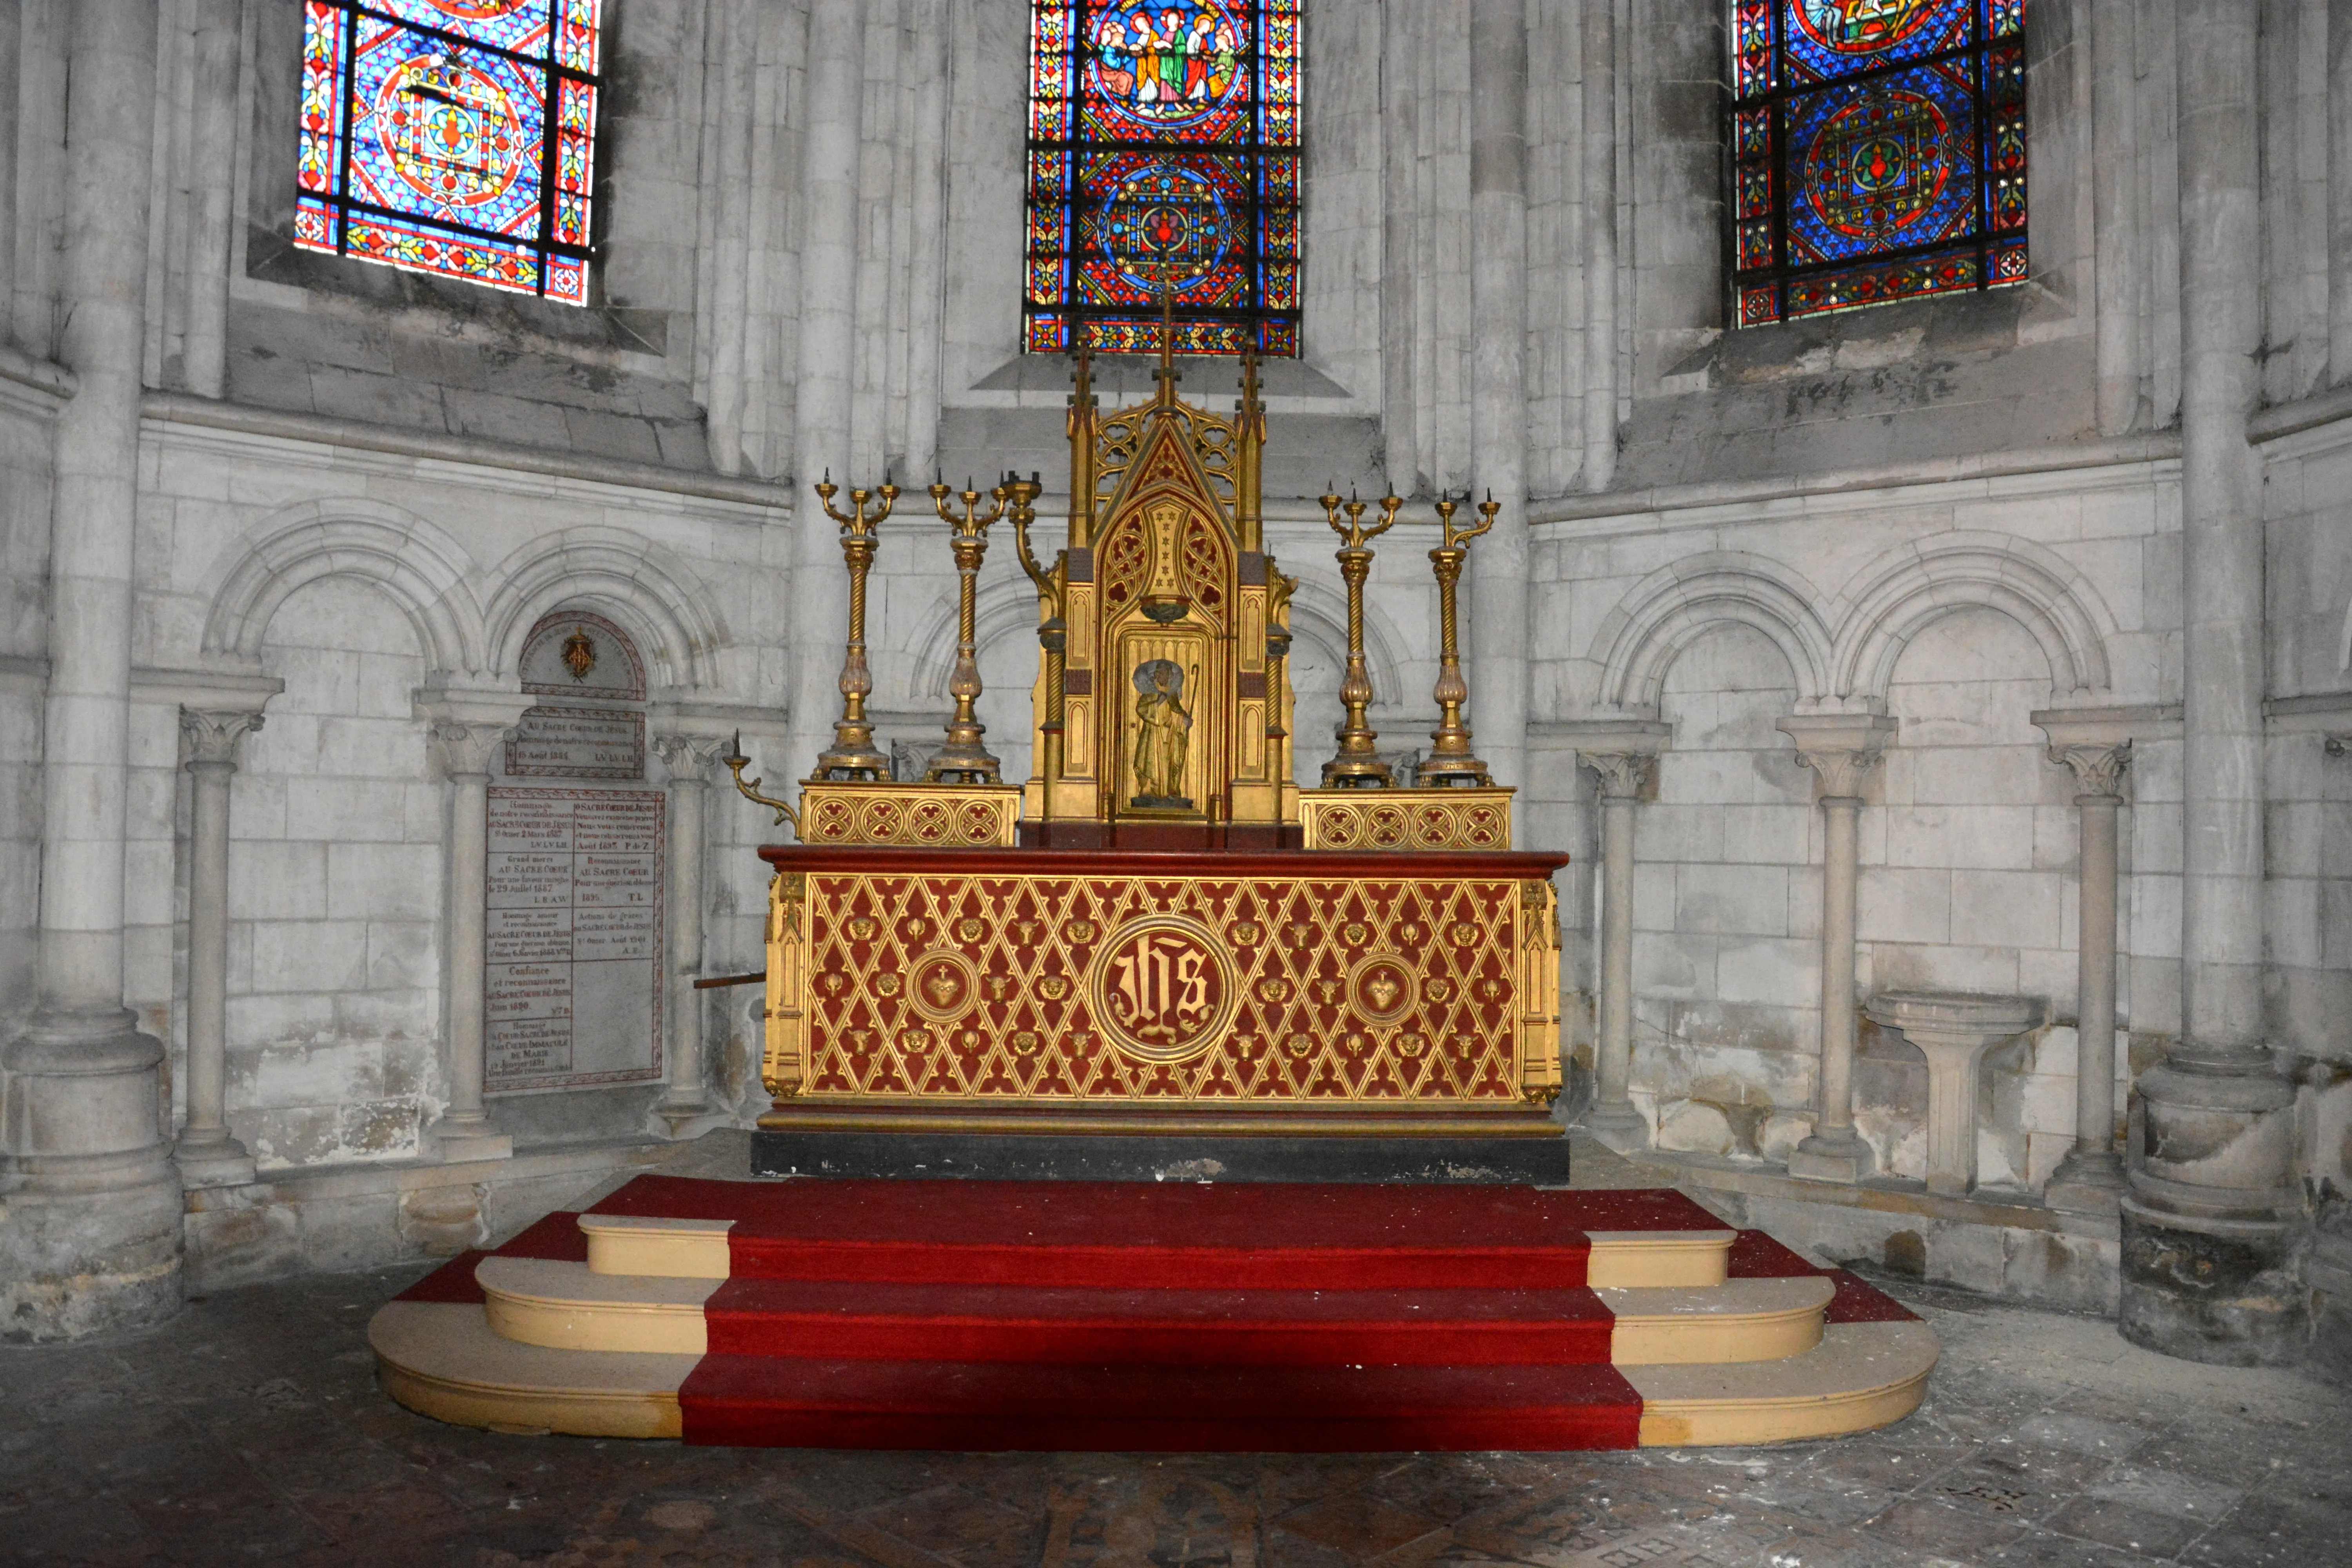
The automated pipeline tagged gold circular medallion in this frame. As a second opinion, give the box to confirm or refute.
[907,949,981,1023]
[1086,913,1239,1064]
[1347,953,1417,1024]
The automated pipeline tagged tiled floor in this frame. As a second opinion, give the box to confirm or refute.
[4,1167,2348,1566]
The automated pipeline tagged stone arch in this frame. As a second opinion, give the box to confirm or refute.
[1589,551,1836,713]
[200,500,488,677]
[1828,532,2115,704]
[481,527,729,691]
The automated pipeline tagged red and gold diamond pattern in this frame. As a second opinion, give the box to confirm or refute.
[773,871,1533,1105]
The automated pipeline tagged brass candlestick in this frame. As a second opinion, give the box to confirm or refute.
[811,473,897,781]
[1320,490,1402,788]
[723,730,799,833]
[924,474,1007,784]
[1005,470,1063,786]
[1418,492,1498,787]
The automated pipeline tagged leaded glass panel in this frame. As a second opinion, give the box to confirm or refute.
[296,1,603,305]
[1730,0,2026,327]
[1025,0,1303,357]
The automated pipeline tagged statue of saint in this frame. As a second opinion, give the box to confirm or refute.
[1130,659,1193,806]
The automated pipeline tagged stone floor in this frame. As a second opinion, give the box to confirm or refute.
[5,1149,2349,1567]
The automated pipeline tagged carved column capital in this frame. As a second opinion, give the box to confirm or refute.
[178,707,265,770]
[653,731,734,783]
[428,719,517,779]
[1778,714,1898,800]
[1581,751,1656,801]
[2051,739,2132,800]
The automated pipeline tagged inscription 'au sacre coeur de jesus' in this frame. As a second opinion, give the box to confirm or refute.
[485,788,665,1093]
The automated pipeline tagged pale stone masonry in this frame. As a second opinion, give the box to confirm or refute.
[0,0,2346,1377]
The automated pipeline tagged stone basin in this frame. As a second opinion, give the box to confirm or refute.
[1864,991,2045,1197]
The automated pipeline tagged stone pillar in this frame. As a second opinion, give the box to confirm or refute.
[784,0,867,798]
[421,702,529,1163]
[651,731,732,1134]
[1580,0,1618,492]
[2124,0,2308,1364]
[1571,722,1668,1148]
[2091,0,2145,430]
[0,0,178,1343]
[174,706,267,1189]
[2332,0,2352,387]
[1779,715,1898,1184]
[2035,712,2140,1215]
[1467,0,1530,802]
[180,0,242,399]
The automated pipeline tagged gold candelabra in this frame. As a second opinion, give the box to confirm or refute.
[811,473,897,781]
[924,474,1009,784]
[1319,490,1402,788]
[1417,493,1499,787]
[1005,470,1063,785]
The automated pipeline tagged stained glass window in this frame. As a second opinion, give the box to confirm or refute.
[1729,0,2025,327]
[1025,0,1302,357]
[296,2,603,306]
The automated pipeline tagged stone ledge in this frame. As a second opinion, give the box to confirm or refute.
[1619,1147,2120,1243]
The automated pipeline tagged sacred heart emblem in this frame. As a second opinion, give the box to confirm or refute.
[1348,955,1416,1024]
[908,952,980,1022]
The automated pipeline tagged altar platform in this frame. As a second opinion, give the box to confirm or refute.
[369,1174,1940,1450]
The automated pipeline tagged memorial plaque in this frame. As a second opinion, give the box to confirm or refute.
[506,706,645,779]
[485,787,665,1093]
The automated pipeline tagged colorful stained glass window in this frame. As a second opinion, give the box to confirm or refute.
[296,2,603,306]
[1729,0,2026,327]
[1025,1,1303,357]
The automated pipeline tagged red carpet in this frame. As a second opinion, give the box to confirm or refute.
[590,1175,1718,1289]
[387,1177,1920,1451]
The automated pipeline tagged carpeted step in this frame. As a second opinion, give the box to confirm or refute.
[475,1257,1835,1367]
[677,1354,1647,1452]
[583,1176,1737,1289]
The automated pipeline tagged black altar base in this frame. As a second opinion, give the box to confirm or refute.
[750,1127,1573,1185]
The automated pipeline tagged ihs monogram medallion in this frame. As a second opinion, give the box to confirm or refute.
[1087,913,1238,1064]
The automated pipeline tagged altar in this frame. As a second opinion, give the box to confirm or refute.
[726,323,1570,1180]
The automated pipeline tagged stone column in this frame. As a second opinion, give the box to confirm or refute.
[1580,0,1618,492]
[1780,715,1898,1184]
[2091,0,2145,430]
[1467,0,1530,802]
[2125,0,2307,1364]
[651,731,732,1133]
[421,703,529,1163]
[2035,712,2139,1215]
[2332,0,2352,387]
[174,706,267,1189]
[784,0,868,798]
[1572,722,1668,1148]
[0,0,178,1343]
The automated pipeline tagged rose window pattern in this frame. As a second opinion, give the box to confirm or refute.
[1730,0,2025,326]
[296,1,602,305]
[1025,0,1302,356]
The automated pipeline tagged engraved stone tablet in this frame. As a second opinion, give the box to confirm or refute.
[506,706,646,778]
[485,787,665,1093]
